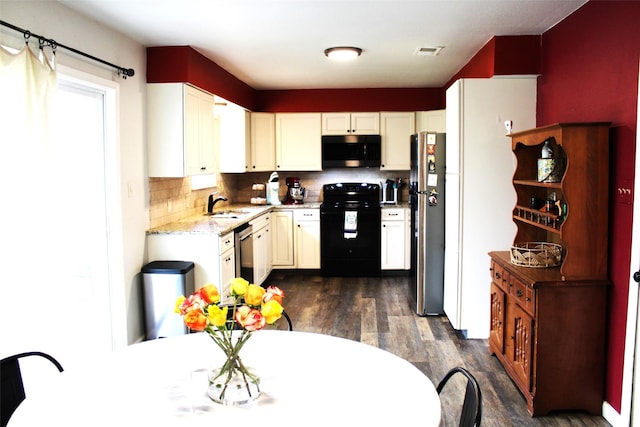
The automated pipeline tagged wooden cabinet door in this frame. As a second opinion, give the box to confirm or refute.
[351,112,380,134]
[321,113,351,135]
[294,210,320,269]
[271,211,294,266]
[275,113,321,171]
[506,302,534,392]
[489,282,506,353]
[252,225,270,286]
[220,247,235,301]
[380,112,415,170]
[381,220,405,269]
[250,112,275,171]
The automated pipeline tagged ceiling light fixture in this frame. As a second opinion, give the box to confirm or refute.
[324,46,362,61]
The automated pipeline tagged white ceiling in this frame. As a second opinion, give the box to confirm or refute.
[57,0,587,90]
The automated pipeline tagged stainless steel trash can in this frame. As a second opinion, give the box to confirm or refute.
[142,261,195,340]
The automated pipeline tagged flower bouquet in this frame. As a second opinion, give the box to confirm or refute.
[175,277,285,405]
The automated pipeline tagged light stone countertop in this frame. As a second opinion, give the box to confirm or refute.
[146,202,405,236]
[146,203,323,236]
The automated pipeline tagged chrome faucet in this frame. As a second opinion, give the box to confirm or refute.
[208,192,228,213]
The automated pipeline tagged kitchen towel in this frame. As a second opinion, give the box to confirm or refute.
[344,211,358,239]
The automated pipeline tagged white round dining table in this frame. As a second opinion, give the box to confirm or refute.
[7,331,441,427]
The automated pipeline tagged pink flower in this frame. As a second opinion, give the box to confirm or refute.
[178,294,205,315]
[263,286,285,306]
[235,306,266,331]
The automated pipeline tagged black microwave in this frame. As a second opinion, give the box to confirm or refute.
[321,135,381,168]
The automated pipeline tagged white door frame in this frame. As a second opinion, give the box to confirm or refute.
[57,64,128,350]
[617,58,640,426]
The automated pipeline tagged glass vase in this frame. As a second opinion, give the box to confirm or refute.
[207,355,260,405]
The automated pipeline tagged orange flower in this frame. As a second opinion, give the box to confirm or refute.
[264,286,285,305]
[184,309,207,331]
[245,284,266,307]
[198,284,221,304]
[235,306,266,331]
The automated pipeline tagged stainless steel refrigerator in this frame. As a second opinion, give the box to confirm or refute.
[409,132,446,315]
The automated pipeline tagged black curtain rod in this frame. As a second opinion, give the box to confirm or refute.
[0,20,135,79]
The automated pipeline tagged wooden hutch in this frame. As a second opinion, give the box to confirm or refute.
[488,123,610,416]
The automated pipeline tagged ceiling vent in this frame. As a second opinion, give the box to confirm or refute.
[414,46,443,56]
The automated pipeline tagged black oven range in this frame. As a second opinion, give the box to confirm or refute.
[320,183,381,277]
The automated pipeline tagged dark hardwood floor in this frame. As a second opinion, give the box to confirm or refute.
[265,271,611,427]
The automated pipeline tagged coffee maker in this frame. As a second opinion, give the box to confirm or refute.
[283,177,305,204]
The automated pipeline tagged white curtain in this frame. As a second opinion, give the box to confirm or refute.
[0,43,59,363]
[0,43,57,153]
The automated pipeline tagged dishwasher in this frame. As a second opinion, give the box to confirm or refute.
[234,222,253,283]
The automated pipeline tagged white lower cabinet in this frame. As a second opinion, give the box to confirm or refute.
[381,207,410,270]
[271,209,320,269]
[251,213,272,286]
[294,209,320,269]
[271,210,294,267]
[147,231,235,298]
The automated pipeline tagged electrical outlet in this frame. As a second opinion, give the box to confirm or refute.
[616,185,633,205]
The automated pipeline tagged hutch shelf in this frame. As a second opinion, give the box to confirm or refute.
[488,123,610,416]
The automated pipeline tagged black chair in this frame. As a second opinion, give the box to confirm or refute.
[436,367,482,427]
[281,310,293,331]
[1,351,64,427]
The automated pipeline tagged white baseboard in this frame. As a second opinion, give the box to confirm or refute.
[602,401,624,426]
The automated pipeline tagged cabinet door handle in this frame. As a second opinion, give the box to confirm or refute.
[496,272,501,279]
[516,289,524,297]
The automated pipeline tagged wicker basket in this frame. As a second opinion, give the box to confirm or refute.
[510,242,563,268]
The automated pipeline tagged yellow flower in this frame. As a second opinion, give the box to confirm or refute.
[174,295,186,313]
[245,284,266,306]
[208,305,229,327]
[261,300,283,324]
[231,277,249,297]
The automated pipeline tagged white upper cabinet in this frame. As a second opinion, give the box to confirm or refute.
[321,112,380,135]
[250,112,276,172]
[380,112,415,170]
[148,83,216,177]
[275,113,322,171]
[416,109,446,133]
[217,97,251,173]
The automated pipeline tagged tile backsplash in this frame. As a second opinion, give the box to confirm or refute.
[149,174,237,228]
[235,169,409,204]
[149,169,409,228]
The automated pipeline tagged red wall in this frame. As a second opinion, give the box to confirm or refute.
[537,0,640,412]
[146,36,539,113]
[444,35,541,88]
[147,46,257,110]
[255,88,443,112]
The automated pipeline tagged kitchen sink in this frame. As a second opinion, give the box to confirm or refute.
[206,210,252,219]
